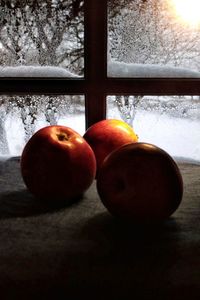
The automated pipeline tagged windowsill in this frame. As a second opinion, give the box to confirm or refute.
[0,158,199,298]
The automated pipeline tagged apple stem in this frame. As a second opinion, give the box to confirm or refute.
[57,133,68,141]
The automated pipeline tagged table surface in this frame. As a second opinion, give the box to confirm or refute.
[0,157,200,300]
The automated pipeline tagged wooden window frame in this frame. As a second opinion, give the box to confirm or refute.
[0,0,200,129]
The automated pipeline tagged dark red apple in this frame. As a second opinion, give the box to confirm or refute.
[83,119,138,174]
[20,125,96,202]
[97,142,183,223]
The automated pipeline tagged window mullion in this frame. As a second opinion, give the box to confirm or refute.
[84,0,107,128]
[106,78,200,95]
[0,78,86,95]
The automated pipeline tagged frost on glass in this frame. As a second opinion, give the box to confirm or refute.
[0,0,84,76]
[0,95,85,156]
[107,95,200,162]
[108,0,200,77]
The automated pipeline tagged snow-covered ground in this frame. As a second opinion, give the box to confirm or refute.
[4,113,85,157]
[3,109,200,164]
[107,107,200,163]
[135,110,200,163]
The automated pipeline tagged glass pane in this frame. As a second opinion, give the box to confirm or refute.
[108,0,200,78]
[0,0,84,77]
[0,95,85,156]
[107,95,200,162]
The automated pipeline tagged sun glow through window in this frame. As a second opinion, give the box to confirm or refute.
[172,0,200,27]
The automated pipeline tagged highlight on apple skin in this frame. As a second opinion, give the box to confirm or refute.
[96,142,183,223]
[20,125,96,202]
[83,119,138,175]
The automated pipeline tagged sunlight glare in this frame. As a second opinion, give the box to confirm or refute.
[172,0,200,27]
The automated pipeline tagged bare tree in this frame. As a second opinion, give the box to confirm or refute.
[0,0,84,154]
[115,96,142,126]
[108,0,200,68]
[0,98,10,154]
[0,0,84,74]
[108,0,200,125]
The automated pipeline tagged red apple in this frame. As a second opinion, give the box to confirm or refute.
[83,119,138,174]
[97,142,183,223]
[20,125,96,202]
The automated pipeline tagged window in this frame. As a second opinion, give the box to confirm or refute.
[107,95,200,161]
[0,0,200,160]
[0,0,84,76]
[108,0,200,77]
[0,94,85,156]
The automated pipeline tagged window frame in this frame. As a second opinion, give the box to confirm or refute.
[0,0,200,129]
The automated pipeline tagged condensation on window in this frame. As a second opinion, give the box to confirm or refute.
[0,0,84,77]
[0,95,85,156]
[107,95,200,162]
[108,0,200,78]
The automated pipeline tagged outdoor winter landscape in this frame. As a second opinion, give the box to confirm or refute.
[0,0,200,162]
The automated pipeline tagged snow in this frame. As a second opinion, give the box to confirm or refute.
[3,108,200,163]
[58,115,85,135]
[1,62,200,78]
[108,60,200,78]
[107,106,200,163]
[0,66,80,78]
[4,113,85,157]
[134,110,200,162]
[0,64,200,163]
[105,60,200,162]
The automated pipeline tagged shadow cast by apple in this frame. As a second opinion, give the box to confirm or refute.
[66,211,181,269]
[0,156,86,219]
[75,211,181,245]
[58,211,182,299]
[0,188,83,219]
